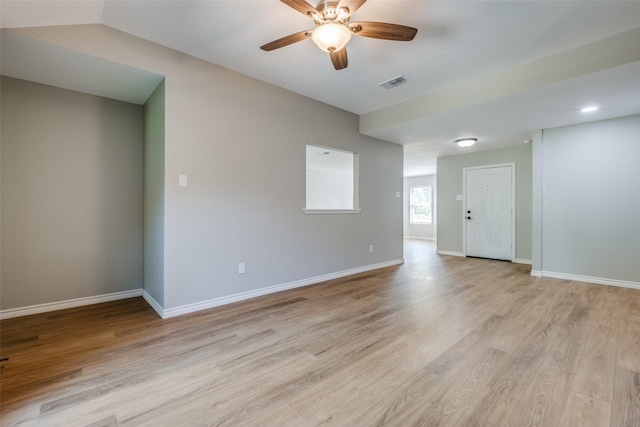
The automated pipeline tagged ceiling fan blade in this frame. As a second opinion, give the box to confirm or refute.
[350,22,417,41]
[336,0,367,17]
[330,48,348,70]
[280,0,317,17]
[260,30,313,51]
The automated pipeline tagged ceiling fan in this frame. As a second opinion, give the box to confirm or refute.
[260,0,418,70]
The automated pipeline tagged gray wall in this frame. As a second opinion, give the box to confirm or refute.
[161,69,403,310]
[436,144,533,261]
[9,25,404,314]
[403,175,436,240]
[535,115,640,283]
[143,80,165,306]
[0,76,144,310]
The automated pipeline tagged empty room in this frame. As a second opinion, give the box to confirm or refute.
[1,1,639,426]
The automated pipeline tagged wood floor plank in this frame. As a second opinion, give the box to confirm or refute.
[453,382,520,427]
[234,344,410,426]
[540,325,584,374]
[611,367,640,427]
[356,317,507,426]
[485,289,549,353]
[120,351,319,426]
[422,347,508,426]
[39,355,220,426]
[558,392,612,427]
[486,320,555,401]
[572,321,618,402]
[620,287,640,316]
[507,369,573,426]
[617,314,640,372]
[1,240,639,426]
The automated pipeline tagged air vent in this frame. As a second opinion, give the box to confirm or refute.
[379,76,409,90]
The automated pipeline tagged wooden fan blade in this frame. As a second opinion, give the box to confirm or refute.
[336,0,367,16]
[350,22,417,41]
[330,48,348,70]
[260,30,313,51]
[280,0,317,17]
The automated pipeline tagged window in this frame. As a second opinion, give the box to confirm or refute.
[409,186,432,224]
[305,145,360,213]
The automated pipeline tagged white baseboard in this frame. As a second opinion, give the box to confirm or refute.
[513,258,533,265]
[436,250,465,257]
[5,264,635,320]
[142,290,164,318]
[403,236,436,241]
[534,271,639,290]
[160,259,405,319]
[0,289,143,320]
[0,261,405,320]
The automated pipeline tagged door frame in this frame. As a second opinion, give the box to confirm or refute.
[462,163,516,261]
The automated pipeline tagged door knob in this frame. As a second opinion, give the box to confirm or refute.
[467,216,472,220]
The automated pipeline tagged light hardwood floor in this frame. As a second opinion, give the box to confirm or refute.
[1,240,639,426]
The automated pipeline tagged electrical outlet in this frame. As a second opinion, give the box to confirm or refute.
[238,262,246,274]
[369,245,374,253]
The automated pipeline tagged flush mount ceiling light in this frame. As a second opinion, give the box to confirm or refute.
[454,138,477,148]
[581,105,599,113]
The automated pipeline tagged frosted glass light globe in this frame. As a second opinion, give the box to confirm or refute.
[312,22,352,52]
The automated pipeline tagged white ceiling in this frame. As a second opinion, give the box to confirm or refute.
[2,0,640,176]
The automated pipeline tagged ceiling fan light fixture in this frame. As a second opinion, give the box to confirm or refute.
[454,138,477,148]
[261,0,418,70]
[312,22,352,52]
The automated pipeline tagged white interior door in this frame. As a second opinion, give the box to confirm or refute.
[465,166,513,261]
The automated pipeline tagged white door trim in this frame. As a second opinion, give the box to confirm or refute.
[462,163,516,261]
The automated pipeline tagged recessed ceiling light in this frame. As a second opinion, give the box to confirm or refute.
[454,138,477,148]
[581,106,599,113]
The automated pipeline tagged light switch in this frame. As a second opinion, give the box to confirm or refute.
[456,194,463,201]
[178,174,188,187]
[395,191,401,198]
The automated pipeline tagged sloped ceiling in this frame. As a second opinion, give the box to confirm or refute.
[2,0,640,176]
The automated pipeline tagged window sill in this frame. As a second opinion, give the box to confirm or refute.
[303,209,362,215]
